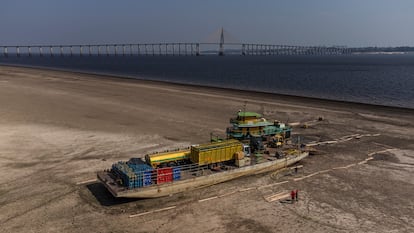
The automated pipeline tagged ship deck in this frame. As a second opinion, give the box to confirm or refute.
[98,152,308,198]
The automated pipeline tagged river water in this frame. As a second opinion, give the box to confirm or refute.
[1,54,413,109]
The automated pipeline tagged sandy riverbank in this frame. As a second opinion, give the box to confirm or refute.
[0,65,413,233]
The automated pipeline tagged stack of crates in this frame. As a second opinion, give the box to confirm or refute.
[143,170,153,186]
[172,167,181,181]
[156,167,173,184]
[128,163,154,187]
[111,161,137,189]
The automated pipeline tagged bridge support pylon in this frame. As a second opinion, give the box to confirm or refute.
[218,28,224,56]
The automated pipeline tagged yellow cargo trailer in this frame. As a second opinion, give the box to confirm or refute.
[145,150,190,168]
[190,139,243,165]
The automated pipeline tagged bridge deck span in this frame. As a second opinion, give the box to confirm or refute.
[0,43,352,57]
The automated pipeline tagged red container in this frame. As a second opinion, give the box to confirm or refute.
[156,167,173,184]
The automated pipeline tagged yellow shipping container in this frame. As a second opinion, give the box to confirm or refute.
[190,140,243,165]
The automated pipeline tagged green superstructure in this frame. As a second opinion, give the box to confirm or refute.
[226,111,291,140]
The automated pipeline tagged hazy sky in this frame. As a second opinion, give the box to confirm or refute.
[1,0,413,47]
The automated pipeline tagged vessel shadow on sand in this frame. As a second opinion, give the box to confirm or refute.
[86,182,137,206]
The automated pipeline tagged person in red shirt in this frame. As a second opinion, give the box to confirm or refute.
[291,190,296,203]
[295,189,299,201]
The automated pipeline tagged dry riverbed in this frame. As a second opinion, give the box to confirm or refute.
[0,66,413,233]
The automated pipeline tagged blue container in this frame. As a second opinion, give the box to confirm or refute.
[172,167,181,180]
[134,178,142,188]
[143,171,153,186]
[127,163,153,188]
[111,161,138,188]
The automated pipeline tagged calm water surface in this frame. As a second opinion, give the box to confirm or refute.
[1,54,413,108]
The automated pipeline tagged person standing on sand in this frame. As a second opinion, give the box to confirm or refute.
[291,190,296,203]
[295,189,299,201]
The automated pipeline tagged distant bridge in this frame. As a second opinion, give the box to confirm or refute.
[0,28,352,57]
[0,43,352,57]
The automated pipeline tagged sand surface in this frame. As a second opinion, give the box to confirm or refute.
[0,65,413,233]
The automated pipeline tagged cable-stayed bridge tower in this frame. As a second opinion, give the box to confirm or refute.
[219,28,224,56]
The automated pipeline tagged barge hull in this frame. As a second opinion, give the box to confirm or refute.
[97,152,308,198]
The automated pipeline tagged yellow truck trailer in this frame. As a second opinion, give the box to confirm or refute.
[189,139,249,165]
[145,150,190,168]
[145,140,251,168]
